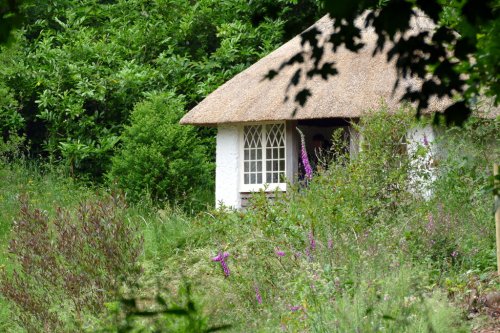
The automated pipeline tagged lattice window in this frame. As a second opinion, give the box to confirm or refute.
[265,124,285,183]
[243,125,263,185]
[242,123,286,189]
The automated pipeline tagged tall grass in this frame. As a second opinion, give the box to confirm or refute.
[0,110,497,332]
[119,111,497,332]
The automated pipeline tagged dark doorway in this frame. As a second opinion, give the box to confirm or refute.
[296,118,356,173]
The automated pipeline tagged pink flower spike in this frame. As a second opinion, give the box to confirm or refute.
[296,128,313,180]
[423,134,429,146]
[327,238,333,249]
[212,252,229,262]
[211,251,230,277]
[254,284,263,304]
[289,305,301,312]
[275,248,285,257]
[309,232,316,251]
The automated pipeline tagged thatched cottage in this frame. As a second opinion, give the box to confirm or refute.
[180,15,495,209]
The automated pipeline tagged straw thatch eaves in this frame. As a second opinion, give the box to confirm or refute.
[180,14,497,126]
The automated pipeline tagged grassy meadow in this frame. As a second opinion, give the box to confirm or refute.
[0,112,499,332]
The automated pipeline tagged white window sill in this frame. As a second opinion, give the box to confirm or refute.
[240,183,287,193]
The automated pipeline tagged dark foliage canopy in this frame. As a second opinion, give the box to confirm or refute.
[272,0,499,125]
[0,0,23,44]
[0,0,320,174]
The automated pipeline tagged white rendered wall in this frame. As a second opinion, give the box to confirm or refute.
[216,125,241,208]
[407,124,437,199]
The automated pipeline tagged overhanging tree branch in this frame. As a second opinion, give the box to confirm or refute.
[268,0,499,125]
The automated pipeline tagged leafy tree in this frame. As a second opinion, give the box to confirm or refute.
[272,0,499,125]
[0,0,321,179]
[0,82,22,138]
[0,0,23,44]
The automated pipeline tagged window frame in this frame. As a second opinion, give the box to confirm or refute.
[240,122,287,192]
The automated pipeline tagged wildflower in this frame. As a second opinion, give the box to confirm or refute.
[212,252,230,277]
[289,305,301,312]
[254,284,263,304]
[296,128,312,179]
[451,250,458,258]
[309,232,316,251]
[327,238,333,250]
[305,248,313,262]
[275,248,285,257]
[422,134,429,147]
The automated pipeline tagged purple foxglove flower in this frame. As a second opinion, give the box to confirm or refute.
[423,134,429,146]
[254,284,262,304]
[212,251,229,262]
[309,232,316,251]
[296,128,313,179]
[221,260,230,277]
[212,252,230,277]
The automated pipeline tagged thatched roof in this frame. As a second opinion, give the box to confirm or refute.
[180,14,497,126]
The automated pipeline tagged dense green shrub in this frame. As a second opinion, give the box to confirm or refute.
[0,0,320,175]
[0,83,22,138]
[0,133,25,165]
[0,193,143,332]
[109,93,214,210]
